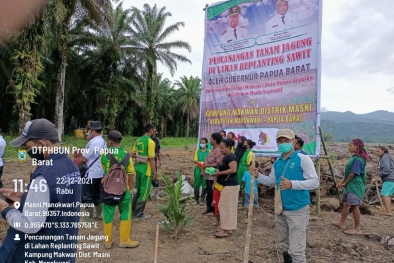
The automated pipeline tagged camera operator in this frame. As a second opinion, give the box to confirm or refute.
[0,118,82,263]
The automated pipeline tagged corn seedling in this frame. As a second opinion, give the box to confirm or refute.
[158,172,194,236]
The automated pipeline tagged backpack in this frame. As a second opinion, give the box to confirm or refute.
[100,152,131,206]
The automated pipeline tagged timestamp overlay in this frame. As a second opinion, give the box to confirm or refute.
[10,163,111,262]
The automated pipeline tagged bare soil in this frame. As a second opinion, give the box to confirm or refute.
[1,143,394,263]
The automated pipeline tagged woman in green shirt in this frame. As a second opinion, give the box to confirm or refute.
[237,139,256,206]
[193,138,210,205]
[332,139,368,235]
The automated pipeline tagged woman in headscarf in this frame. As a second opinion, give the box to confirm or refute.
[234,136,247,165]
[237,140,256,185]
[332,138,368,235]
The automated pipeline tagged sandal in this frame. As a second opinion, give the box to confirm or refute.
[214,233,228,238]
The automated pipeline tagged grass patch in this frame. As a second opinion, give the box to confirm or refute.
[1,135,197,159]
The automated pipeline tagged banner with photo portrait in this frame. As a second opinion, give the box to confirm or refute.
[198,0,322,156]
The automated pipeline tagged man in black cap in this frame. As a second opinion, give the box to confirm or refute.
[76,120,107,221]
[0,128,5,188]
[0,118,82,263]
[220,5,248,43]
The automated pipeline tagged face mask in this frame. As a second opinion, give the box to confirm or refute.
[278,143,293,153]
[28,142,45,160]
[87,131,91,137]
[200,144,206,148]
[242,145,247,149]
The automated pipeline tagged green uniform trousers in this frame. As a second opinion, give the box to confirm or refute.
[103,190,132,224]
[193,166,207,190]
[136,169,152,201]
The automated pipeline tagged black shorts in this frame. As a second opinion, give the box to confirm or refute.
[81,178,102,205]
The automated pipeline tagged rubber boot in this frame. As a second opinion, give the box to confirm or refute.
[153,187,161,201]
[200,188,207,206]
[95,203,103,220]
[194,189,200,205]
[283,251,293,263]
[103,223,113,249]
[135,200,151,220]
[119,220,139,248]
[83,207,94,222]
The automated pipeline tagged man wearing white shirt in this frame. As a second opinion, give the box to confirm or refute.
[253,129,318,263]
[0,128,5,188]
[265,0,299,34]
[77,121,107,221]
[220,5,248,44]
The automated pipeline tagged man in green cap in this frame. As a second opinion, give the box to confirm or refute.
[265,0,299,34]
[131,123,157,220]
[220,5,248,43]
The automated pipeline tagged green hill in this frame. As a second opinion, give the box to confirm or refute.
[321,110,394,143]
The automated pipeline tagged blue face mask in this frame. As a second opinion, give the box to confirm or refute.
[278,143,293,153]
[200,144,206,148]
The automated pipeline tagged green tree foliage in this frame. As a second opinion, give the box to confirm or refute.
[129,4,192,123]
[0,2,198,138]
[174,76,201,140]
[321,120,394,143]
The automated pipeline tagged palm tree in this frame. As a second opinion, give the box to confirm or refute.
[129,4,192,123]
[174,76,201,140]
[50,0,112,140]
[7,7,47,133]
[72,2,141,130]
[154,73,175,137]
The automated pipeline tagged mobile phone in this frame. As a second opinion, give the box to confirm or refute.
[0,193,14,204]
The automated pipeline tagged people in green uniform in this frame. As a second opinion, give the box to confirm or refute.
[193,138,210,205]
[131,123,157,220]
[237,139,256,206]
[100,130,139,249]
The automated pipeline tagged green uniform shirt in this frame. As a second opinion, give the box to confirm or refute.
[237,149,254,186]
[132,135,155,176]
[344,155,367,199]
[101,147,135,176]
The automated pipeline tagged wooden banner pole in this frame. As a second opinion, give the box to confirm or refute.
[316,157,321,214]
[318,126,342,204]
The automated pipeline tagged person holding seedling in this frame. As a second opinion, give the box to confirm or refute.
[193,138,210,205]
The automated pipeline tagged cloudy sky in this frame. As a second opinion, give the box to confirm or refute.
[122,0,394,114]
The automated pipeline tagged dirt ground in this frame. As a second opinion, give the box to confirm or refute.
[1,143,394,263]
